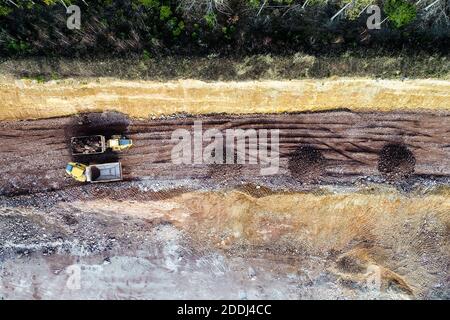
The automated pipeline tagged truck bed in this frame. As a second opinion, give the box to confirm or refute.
[86,162,122,183]
[71,135,106,155]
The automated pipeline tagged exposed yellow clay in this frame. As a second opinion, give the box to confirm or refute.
[1,78,449,120]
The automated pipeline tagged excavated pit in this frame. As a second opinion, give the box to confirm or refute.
[288,146,326,183]
[378,143,416,182]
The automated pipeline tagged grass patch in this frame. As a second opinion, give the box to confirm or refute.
[1,52,448,81]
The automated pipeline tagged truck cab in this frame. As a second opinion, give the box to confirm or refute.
[107,135,133,151]
[65,162,88,182]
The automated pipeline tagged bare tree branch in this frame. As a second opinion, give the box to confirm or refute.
[331,1,352,21]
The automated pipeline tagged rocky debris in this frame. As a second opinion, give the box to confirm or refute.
[71,136,103,155]
[0,187,449,299]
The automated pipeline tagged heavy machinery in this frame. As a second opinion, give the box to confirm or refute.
[65,162,88,182]
[65,162,123,183]
[107,135,133,152]
[70,135,132,155]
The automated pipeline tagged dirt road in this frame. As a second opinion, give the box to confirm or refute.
[1,111,449,197]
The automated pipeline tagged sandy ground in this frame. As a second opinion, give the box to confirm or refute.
[1,78,449,120]
[0,186,448,299]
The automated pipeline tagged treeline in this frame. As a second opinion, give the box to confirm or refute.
[0,0,449,57]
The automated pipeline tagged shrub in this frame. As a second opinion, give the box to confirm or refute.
[0,0,446,57]
[7,40,30,54]
[0,5,12,17]
[139,0,160,8]
[204,12,216,28]
[383,0,417,28]
[160,5,172,20]
[343,0,374,21]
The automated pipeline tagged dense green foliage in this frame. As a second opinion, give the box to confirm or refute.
[384,0,417,28]
[0,0,448,57]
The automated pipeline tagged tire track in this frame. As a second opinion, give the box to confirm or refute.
[0,111,449,196]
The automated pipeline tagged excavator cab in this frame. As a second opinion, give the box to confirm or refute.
[65,162,87,182]
[107,135,133,152]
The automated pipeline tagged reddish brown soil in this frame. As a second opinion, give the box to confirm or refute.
[0,111,449,196]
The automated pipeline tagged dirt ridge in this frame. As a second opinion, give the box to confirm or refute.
[1,78,449,121]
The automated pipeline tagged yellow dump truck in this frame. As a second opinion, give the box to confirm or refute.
[70,135,132,155]
[65,162,123,183]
